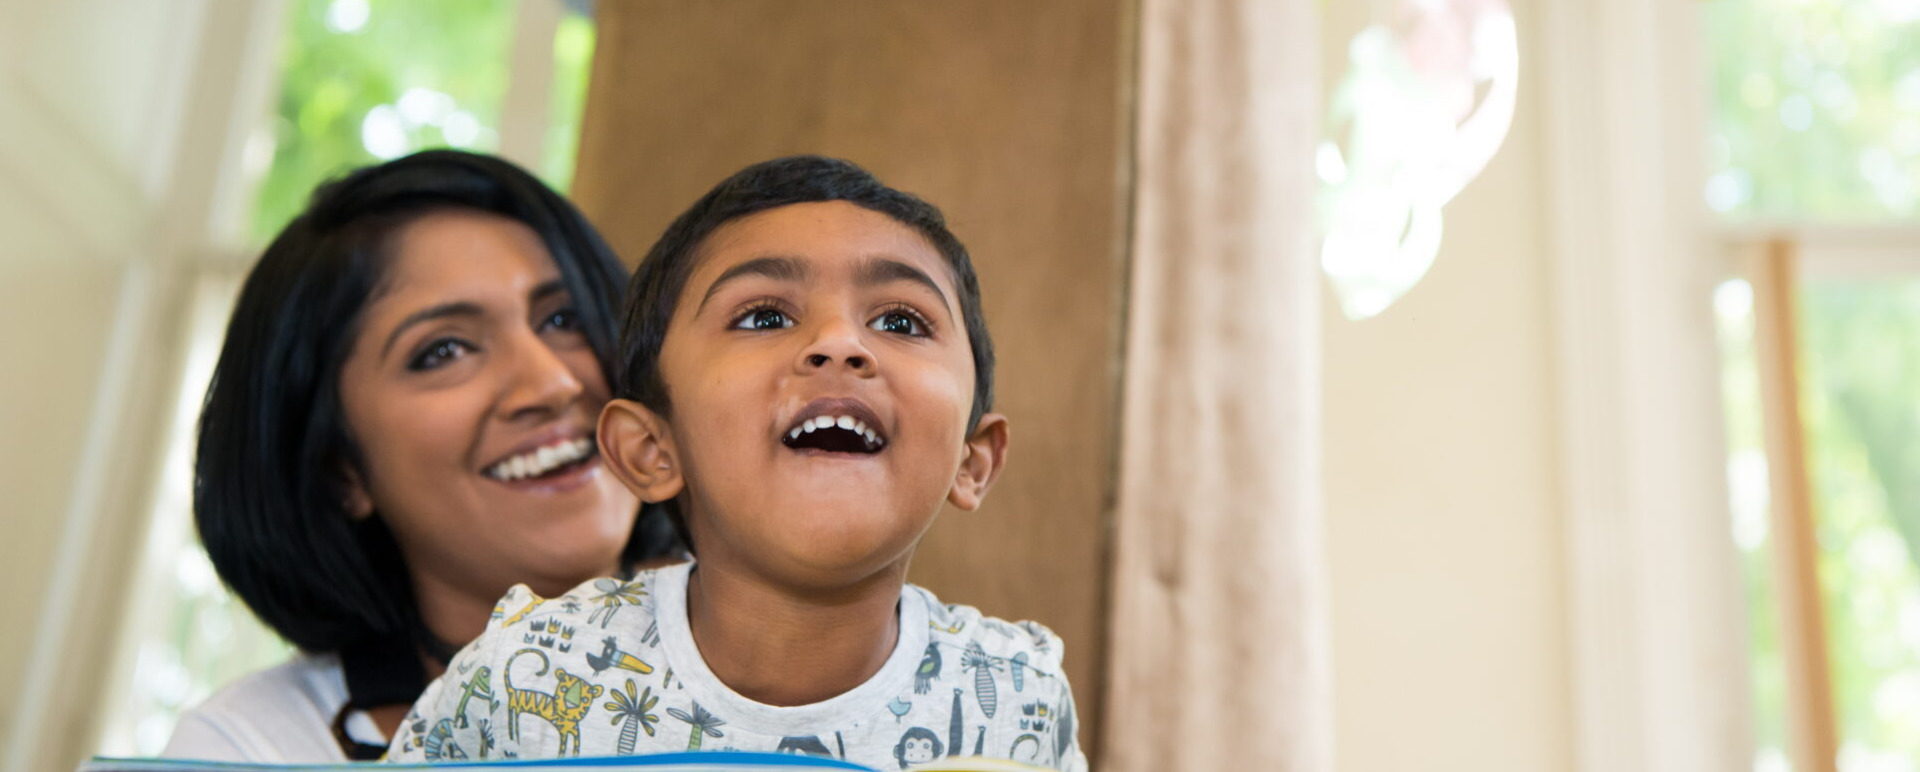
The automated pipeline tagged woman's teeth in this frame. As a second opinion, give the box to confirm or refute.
[487,437,595,481]
[786,415,883,448]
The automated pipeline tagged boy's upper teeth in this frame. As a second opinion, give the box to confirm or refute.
[787,414,885,447]
[488,437,594,481]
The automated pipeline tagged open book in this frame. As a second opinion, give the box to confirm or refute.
[80,752,1054,772]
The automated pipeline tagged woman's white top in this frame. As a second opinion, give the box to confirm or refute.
[160,653,388,763]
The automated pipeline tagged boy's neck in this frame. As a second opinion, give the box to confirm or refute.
[685,560,905,707]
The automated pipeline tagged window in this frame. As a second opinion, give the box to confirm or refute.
[94,0,597,755]
[1795,279,1920,767]
[248,0,596,241]
[1706,2,1920,771]
[1704,0,1920,221]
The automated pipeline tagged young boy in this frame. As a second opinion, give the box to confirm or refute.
[385,156,1086,770]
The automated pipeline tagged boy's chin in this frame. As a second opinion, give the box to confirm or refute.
[748,512,928,585]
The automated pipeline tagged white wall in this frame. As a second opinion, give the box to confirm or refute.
[1320,0,1576,770]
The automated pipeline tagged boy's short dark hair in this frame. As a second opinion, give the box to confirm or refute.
[618,155,995,431]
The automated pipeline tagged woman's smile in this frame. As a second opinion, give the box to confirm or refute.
[481,429,605,492]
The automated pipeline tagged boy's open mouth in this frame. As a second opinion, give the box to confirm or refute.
[781,399,887,455]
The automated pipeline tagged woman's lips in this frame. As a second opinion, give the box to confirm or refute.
[481,426,608,496]
[484,436,596,481]
[486,451,603,494]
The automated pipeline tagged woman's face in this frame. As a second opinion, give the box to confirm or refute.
[337,209,638,604]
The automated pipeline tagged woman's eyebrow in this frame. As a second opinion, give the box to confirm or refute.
[382,302,483,358]
[529,278,568,304]
[696,255,809,313]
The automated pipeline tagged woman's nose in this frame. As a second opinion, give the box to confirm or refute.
[797,318,878,377]
[502,334,585,417]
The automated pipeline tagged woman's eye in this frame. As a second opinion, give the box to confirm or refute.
[542,308,579,331]
[870,311,925,336]
[409,339,471,370]
[733,307,793,331]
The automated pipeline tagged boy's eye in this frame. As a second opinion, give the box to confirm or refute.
[732,307,793,331]
[409,338,473,370]
[869,310,926,337]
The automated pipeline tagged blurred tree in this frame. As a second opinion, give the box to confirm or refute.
[1705,0,1920,220]
[1799,282,1920,763]
[542,11,595,193]
[249,0,515,242]
[1707,0,1920,766]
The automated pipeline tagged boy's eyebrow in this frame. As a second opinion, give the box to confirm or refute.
[855,256,951,313]
[697,256,810,313]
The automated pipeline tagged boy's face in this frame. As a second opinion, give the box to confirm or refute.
[604,201,1006,589]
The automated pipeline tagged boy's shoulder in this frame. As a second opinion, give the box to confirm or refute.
[462,565,674,667]
[907,582,1068,669]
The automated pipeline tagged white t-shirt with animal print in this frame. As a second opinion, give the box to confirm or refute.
[386,561,1087,771]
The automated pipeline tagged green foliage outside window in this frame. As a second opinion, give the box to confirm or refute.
[1707,1,1920,769]
[249,0,517,243]
[1704,0,1920,220]
[543,12,596,194]
[247,0,595,242]
[1799,282,1920,766]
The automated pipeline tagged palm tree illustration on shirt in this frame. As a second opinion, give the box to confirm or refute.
[667,702,726,751]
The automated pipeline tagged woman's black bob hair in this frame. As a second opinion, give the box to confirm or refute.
[195,149,676,656]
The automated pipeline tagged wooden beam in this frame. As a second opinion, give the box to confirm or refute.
[1749,237,1840,772]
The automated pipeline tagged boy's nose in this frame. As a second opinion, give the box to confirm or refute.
[806,352,868,369]
[797,322,877,377]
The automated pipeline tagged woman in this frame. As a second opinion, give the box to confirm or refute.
[162,150,677,761]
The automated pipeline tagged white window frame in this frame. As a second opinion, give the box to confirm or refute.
[1541,1,1755,771]
[1726,224,1920,280]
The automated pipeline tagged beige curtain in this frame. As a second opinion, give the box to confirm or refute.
[1102,1,1330,770]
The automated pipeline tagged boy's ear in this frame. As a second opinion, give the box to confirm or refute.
[947,413,1010,512]
[598,399,685,504]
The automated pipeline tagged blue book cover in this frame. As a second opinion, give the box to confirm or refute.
[79,752,1051,772]
[80,751,868,772]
